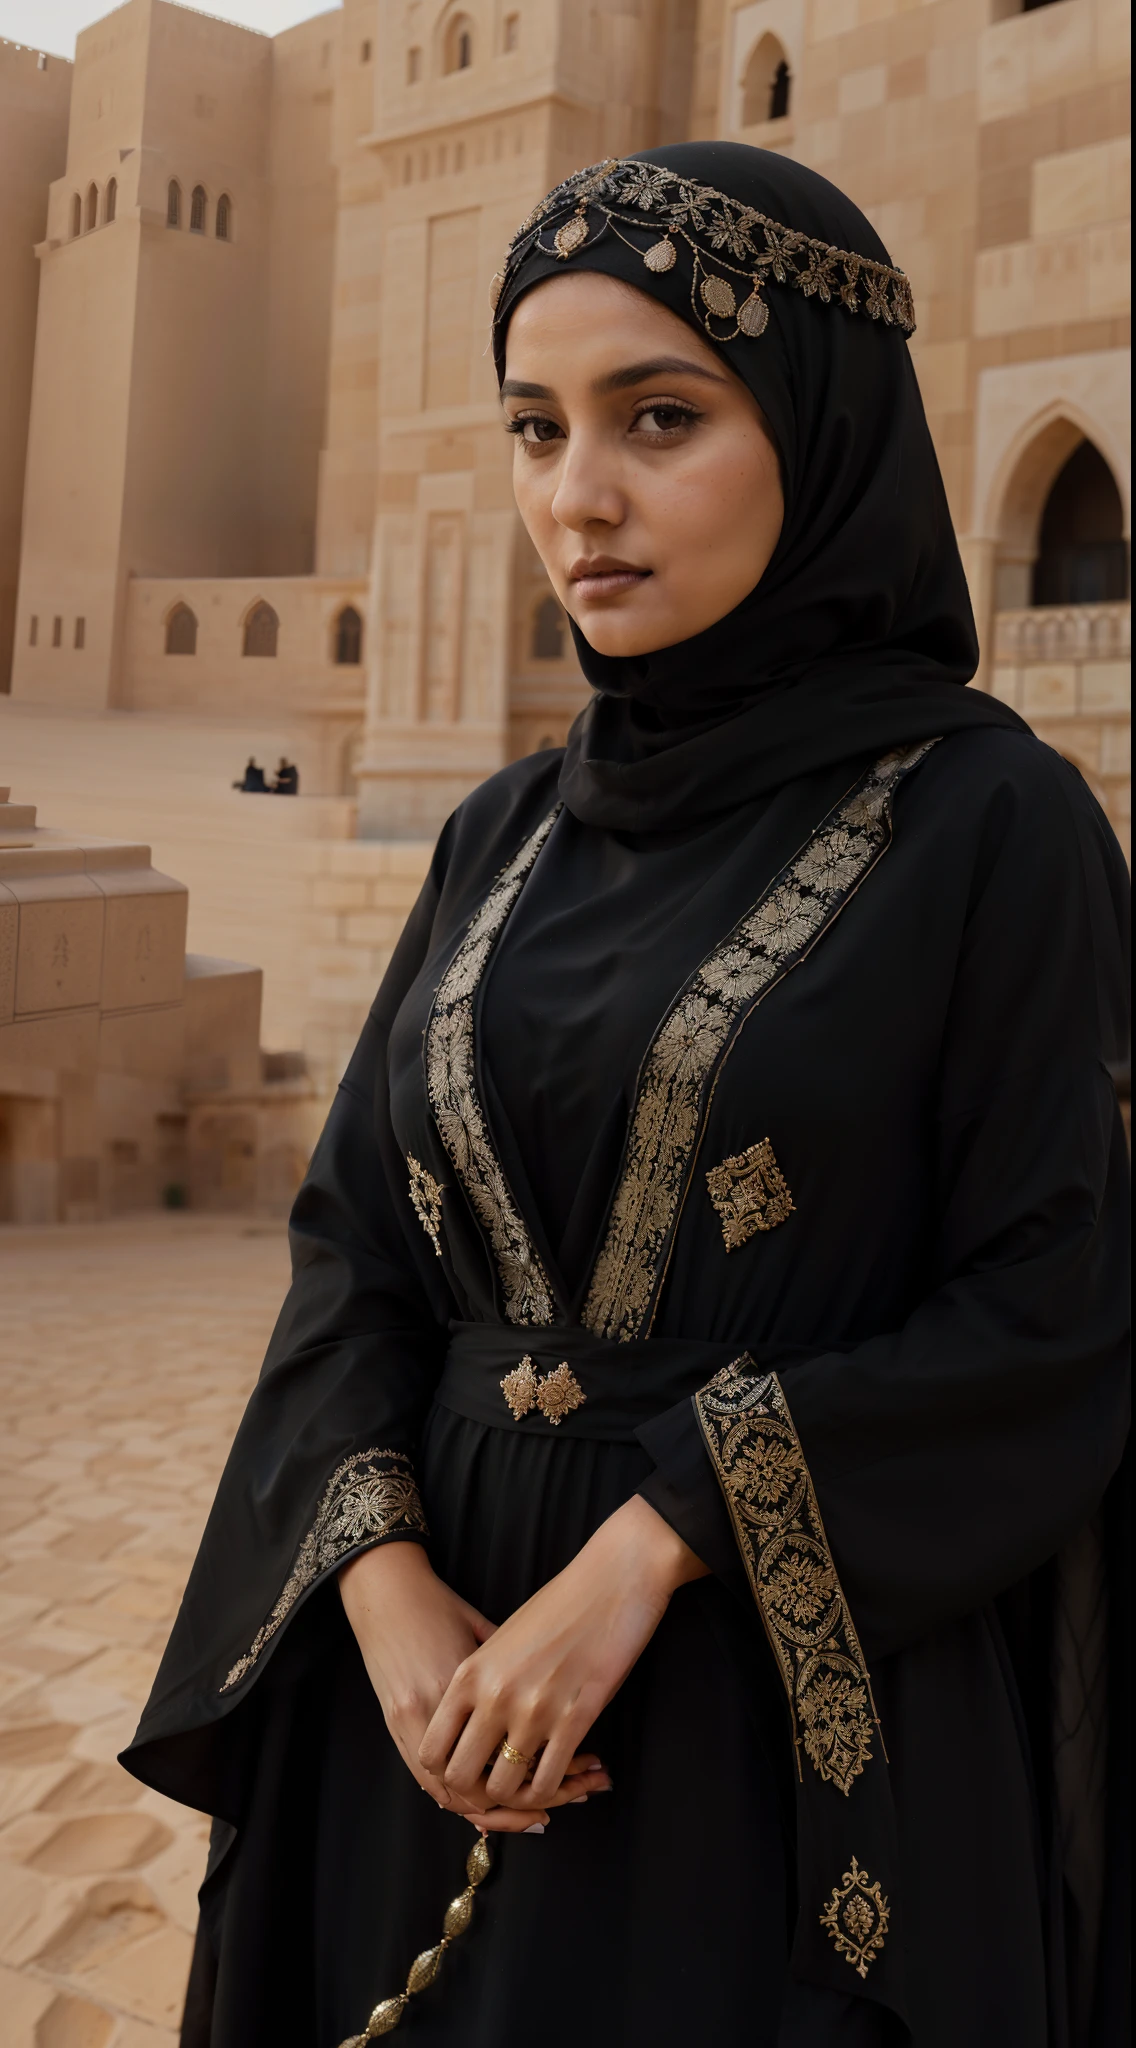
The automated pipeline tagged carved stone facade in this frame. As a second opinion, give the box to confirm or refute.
[0,0,1128,1096]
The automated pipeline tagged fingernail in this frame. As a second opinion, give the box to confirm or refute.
[571,1794,588,1805]
[523,1823,545,1835]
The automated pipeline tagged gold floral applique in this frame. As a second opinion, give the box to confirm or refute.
[425,810,560,1326]
[582,744,938,1341]
[220,1450,427,1693]
[499,1356,586,1426]
[695,1358,879,1795]
[820,1859,890,1977]
[407,1155,444,1257]
[706,1137,794,1250]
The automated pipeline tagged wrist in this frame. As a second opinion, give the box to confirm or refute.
[339,1536,431,1607]
[592,1495,707,1600]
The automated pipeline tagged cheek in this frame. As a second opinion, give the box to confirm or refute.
[658,448,777,581]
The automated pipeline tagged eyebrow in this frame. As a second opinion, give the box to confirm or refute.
[500,355,730,403]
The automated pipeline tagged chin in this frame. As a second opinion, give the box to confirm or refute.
[575,609,676,659]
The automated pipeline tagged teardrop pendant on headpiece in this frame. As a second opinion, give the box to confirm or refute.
[554,215,589,259]
[737,288,769,337]
[699,275,737,320]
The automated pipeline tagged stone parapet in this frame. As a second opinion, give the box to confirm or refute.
[990,604,1130,856]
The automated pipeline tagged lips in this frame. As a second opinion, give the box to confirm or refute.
[569,557,651,601]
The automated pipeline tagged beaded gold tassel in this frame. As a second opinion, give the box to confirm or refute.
[338,1834,493,2043]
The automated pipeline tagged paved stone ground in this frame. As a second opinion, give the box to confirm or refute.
[0,1216,291,2048]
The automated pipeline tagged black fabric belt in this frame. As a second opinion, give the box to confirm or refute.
[434,1321,742,1443]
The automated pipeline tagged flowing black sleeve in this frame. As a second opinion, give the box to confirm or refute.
[123,825,458,1776]
[640,753,1130,1661]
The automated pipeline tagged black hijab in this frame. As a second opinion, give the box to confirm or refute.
[493,141,1026,831]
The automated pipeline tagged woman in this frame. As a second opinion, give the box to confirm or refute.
[124,144,1129,2048]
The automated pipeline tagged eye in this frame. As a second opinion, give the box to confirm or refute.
[505,413,563,445]
[631,401,700,437]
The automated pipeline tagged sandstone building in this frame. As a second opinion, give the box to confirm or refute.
[0,0,1129,1125]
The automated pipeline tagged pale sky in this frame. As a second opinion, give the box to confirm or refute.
[0,0,339,60]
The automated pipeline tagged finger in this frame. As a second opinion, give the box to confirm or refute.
[484,1733,543,1806]
[462,1805,552,1834]
[444,1709,512,1802]
[418,1685,476,1777]
[460,1603,499,1645]
[530,1720,593,1805]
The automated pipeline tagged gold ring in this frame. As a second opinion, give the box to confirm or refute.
[498,1740,535,1772]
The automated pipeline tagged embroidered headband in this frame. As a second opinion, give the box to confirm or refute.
[490,157,916,344]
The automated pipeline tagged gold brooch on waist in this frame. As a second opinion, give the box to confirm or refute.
[407,1155,444,1258]
[500,1356,586,1426]
[706,1138,794,1251]
[820,1858,890,1978]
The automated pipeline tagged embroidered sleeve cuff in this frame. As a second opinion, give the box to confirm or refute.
[219,1449,427,1695]
[694,1356,880,1796]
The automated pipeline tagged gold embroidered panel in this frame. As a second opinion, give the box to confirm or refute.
[582,745,937,1341]
[219,1449,427,1694]
[706,1136,794,1250]
[407,1154,444,1258]
[695,1357,878,1796]
[425,809,561,1327]
[820,1859,890,1977]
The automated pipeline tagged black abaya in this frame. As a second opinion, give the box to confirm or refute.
[123,143,1129,2048]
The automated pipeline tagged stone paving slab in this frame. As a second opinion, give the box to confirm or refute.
[0,1217,291,2048]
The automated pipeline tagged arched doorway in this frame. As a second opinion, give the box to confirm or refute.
[988,418,1130,856]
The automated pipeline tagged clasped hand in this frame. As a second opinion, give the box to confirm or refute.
[341,1496,707,1833]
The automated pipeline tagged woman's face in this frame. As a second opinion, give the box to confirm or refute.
[502,271,784,658]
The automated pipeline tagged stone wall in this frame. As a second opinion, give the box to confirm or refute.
[990,601,1130,853]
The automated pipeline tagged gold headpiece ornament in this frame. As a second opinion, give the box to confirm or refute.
[490,157,915,342]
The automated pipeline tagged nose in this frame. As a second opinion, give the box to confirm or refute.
[549,427,627,535]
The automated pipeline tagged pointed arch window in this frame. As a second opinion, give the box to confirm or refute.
[167,180,181,228]
[105,177,117,223]
[85,182,99,231]
[166,603,198,655]
[70,193,81,238]
[742,35,791,126]
[334,605,363,665]
[243,602,279,657]
[190,185,207,233]
[532,596,566,660]
[215,192,232,241]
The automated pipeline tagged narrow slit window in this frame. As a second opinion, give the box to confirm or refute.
[334,606,363,665]
[532,596,566,660]
[361,39,372,61]
[167,180,181,228]
[215,192,231,240]
[190,185,207,233]
[408,45,422,83]
[504,13,520,51]
[71,193,81,237]
[74,617,86,650]
[52,616,63,647]
[85,183,98,231]
[29,616,38,647]
[105,177,117,223]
